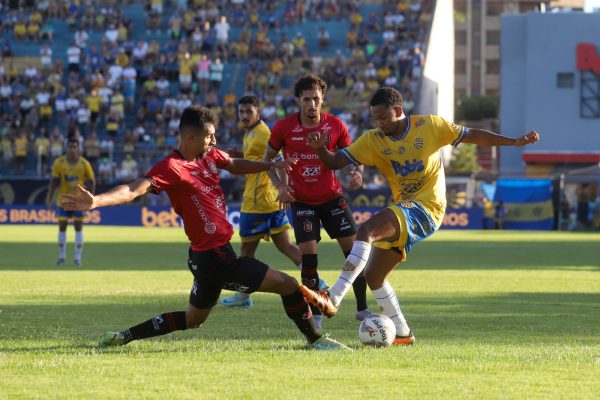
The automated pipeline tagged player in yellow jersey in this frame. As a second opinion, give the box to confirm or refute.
[46,138,95,266]
[221,96,306,308]
[300,87,540,345]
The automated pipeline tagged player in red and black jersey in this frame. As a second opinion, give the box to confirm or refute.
[62,106,349,350]
[264,74,370,326]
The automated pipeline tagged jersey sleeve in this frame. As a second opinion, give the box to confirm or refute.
[145,159,181,194]
[338,131,375,167]
[431,115,468,147]
[268,120,284,151]
[51,159,62,178]
[83,159,95,180]
[335,119,352,149]
[212,147,231,168]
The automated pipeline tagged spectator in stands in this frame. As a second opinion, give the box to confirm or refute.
[14,131,29,174]
[35,127,50,176]
[97,156,114,184]
[83,131,101,171]
[66,42,82,75]
[40,43,53,70]
[209,58,224,91]
[1,132,14,172]
[318,27,330,49]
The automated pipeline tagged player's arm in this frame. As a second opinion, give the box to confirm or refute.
[264,146,294,204]
[46,177,60,208]
[307,131,352,170]
[222,156,296,175]
[462,129,540,147]
[61,178,154,211]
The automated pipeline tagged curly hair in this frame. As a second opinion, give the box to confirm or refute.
[294,74,328,98]
[179,105,219,133]
[369,87,403,108]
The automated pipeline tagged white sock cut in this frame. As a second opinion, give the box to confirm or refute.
[328,241,371,307]
[74,231,84,261]
[372,280,410,337]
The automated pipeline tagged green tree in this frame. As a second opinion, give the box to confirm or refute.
[456,95,499,121]
[449,143,480,174]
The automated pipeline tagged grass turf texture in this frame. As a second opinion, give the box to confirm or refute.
[0,226,599,399]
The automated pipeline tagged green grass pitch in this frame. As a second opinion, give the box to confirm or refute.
[0,225,599,399]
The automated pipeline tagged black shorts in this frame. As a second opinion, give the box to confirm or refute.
[187,243,269,309]
[291,196,356,244]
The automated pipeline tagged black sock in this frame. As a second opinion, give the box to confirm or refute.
[281,290,321,344]
[121,311,187,344]
[345,250,368,311]
[301,253,322,316]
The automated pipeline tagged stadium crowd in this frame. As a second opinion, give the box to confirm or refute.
[0,0,433,197]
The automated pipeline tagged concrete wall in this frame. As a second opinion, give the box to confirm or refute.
[500,12,600,173]
[418,0,454,120]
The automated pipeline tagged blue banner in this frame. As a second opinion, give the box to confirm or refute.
[0,205,483,229]
[494,179,554,230]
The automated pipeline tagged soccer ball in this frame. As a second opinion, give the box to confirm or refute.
[358,314,396,348]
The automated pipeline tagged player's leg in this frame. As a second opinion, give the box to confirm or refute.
[300,207,400,316]
[290,202,325,328]
[100,247,224,347]
[56,212,68,265]
[99,299,213,347]
[73,216,84,266]
[363,247,414,345]
[254,265,349,350]
[221,212,266,308]
[337,234,370,321]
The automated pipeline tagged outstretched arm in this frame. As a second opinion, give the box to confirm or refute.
[462,129,540,147]
[61,178,154,211]
[223,157,296,175]
[264,146,295,205]
[307,131,352,170]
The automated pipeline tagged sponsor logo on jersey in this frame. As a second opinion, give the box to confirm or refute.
[415,118,425,127]
[207,161,218,173]
[292,125,303,132]
[382,148,393,156]
[291,136,305,141]
[391,159,425,177]
[398,146,406,154]
[300,165,321,177]
[413,137,424,149]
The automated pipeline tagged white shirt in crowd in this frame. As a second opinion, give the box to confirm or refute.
[67,45,81,64]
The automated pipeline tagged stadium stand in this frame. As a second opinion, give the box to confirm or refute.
[0,0,433,199]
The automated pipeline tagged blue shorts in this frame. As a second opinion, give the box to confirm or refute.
[373,202,438,261]
[239,210,291,243]
[56,207,86,221]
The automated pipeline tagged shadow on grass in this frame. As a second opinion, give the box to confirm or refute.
[1,292,598,353]
[1,240,599,271]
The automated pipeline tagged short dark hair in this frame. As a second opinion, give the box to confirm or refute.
[238,95,260,108]
[294,74,328,98]
[66,137,79,146]
[179,105,218,134]
[369,87,403,108]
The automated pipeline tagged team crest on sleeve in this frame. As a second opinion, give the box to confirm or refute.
[413,137,424,149]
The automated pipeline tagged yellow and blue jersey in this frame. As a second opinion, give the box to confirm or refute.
[241,120,281,214]
[52,155,95,206]
[340,114,467,227]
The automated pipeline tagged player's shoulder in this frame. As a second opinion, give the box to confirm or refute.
[53,155,67,166]
[255,120,271,136]
[322,112,346,127]
[273,113,299,130]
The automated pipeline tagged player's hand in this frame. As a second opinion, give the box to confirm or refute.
[226,146,243,158]
[61,184,95,211]
[271,157,297,172]
[307,131,327,149]
[515,130,540,146]
[348,170,363,190]
[277,183,296,208]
